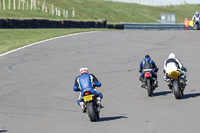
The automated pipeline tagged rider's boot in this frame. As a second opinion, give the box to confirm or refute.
[97,97,104,108]
[80,102,86,113]
[164,74,171,82]
[153,80,158,88]
[141,82,145,88]
[179,75,187,87]
[164,75,170,85]
[140,77,145,88]
[182,80,187,87]
[164,75,167,81]
[152,76,158,88]
[184,80,187,86]
[181,75,187,87]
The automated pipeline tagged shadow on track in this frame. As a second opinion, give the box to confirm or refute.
[97,116,128,122]
[153,91,172,96]
[183,93,200,99]
[0,130,8,132]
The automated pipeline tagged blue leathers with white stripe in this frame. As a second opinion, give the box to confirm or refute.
[79,74,93,91]
[73,73,102,105]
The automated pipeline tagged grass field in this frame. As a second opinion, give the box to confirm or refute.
[0,0,199,55]
[0,0,200,23]
[0,29,113,55]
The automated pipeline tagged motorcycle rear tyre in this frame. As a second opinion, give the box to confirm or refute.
[173,80,182,99]
[87,102,97,122]
[147,79,153,97]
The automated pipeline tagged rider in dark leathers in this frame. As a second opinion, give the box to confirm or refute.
[139,55,159,88]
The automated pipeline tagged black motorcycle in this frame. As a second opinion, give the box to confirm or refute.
[143,69,157,97]
[82,89,101,122]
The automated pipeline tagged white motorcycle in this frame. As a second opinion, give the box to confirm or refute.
[193,16,200,30]
[165,68,187,99]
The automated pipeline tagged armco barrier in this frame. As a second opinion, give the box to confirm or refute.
[123,23,185,30]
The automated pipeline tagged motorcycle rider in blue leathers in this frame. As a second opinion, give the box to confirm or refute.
[139,55,159,88]
[73,67,103,112]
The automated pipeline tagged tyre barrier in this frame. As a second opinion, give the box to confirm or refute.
[0,18,107,29]
[107,24,124,29]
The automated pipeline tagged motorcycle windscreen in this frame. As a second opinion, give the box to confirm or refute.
[168,71,180,80]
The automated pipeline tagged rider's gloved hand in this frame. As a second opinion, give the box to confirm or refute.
[73,85,80,91]
[94,82,101,87]
[181,67,187,72]
[155,68,159,73]
[139,69,142,73]
[163,70,166,74]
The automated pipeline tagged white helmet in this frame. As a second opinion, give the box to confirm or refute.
[168,53,176,59]
[80,67,89,74]
[195,11,199,15]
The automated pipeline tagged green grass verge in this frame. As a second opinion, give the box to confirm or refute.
[0,0,200,23]
[0,28,115,55]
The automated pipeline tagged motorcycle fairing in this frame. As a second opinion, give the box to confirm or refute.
[168,71,180,80]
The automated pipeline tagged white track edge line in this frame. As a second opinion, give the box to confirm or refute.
[0,31,98,57]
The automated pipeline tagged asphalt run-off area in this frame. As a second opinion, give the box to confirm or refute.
[0,31,200,133]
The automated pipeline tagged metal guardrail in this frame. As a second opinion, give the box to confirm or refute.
[123,23,185,30]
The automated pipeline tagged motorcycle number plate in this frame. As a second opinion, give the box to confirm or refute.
[83,95,93,102]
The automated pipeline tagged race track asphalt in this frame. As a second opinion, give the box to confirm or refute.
[0,31,200,133]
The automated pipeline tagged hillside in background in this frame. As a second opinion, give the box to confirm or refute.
[0,0,199,23]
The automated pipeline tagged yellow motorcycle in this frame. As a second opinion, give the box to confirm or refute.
[167,70,185,99]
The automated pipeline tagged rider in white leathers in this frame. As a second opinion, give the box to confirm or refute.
[163,53,187,88]
[192,11,200,28]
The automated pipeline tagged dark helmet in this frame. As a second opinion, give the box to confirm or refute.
[143,55,151,60]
